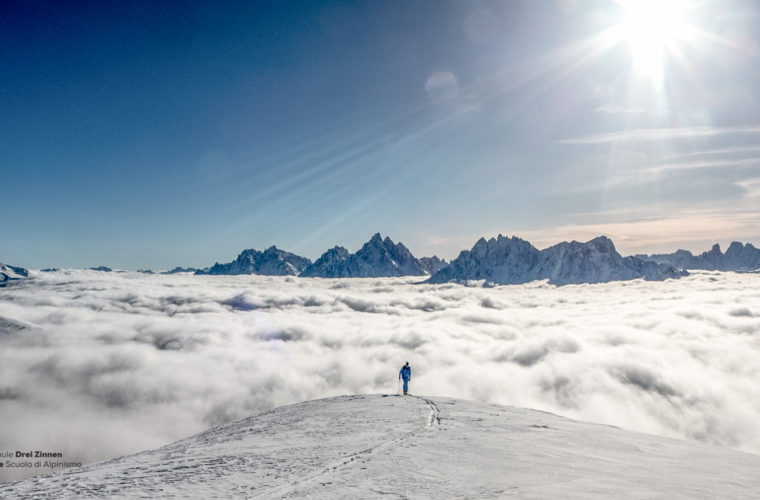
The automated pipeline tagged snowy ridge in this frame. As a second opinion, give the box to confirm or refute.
[0,262,28,285]
[2,395,759,498]
[429,235,686,285]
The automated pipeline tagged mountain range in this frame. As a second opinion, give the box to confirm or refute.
[7,235,759,286]
[427,235,686,286]
[300,233,429,278]
[193,233,686,285]
[636,242,760,271]
[194,233,446,279]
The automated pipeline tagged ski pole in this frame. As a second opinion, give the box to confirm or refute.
[397,376,401,395]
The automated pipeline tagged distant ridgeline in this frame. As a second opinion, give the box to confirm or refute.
[194,233,686,285]
[635,242,760,272]
[195,233,448,278]
[426,235,686,286]
[9,237,758,286]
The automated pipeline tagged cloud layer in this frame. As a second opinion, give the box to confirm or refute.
[1,270,759,481]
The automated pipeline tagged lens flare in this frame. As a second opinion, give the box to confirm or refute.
[615,0,693,84]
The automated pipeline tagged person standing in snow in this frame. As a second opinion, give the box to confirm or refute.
[399,362,411,395]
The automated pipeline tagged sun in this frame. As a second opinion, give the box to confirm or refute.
[615,0,693,82]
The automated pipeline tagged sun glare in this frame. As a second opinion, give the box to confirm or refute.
[615,0,692,82]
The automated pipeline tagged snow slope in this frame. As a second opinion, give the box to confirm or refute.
[3,395,759,498]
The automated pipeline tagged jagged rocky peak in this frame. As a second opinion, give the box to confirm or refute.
[727,241,744,253]
[299,233,426,278]
[427,235,541,285]
[536,236,662,285]
[298,246,351,278]
[197,246,312,276]
[419,256,448,275]
[721,241,760,270]
[475,234,535,252]
[428,235,685,286]
[704,243,722,259]
[587,235,616,252]
[324,246,351,260]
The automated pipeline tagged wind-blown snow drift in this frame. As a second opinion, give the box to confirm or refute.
[3,395,760,498]
[0,269,759,481]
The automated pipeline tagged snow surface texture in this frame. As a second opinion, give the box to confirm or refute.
[428,235,685,285]
[2,395,760,498]
[1,270,759,482]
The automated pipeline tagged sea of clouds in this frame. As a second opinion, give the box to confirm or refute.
[1,270,759,481]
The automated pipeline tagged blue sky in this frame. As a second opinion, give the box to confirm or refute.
[2,0,760,269]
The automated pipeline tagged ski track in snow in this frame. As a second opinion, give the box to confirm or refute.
[4,394,760,499]
[0,394,443,498]
[257,395,440,498]
[417,396,441,428]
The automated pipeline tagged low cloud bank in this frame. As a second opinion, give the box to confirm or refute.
[1,270,759,480]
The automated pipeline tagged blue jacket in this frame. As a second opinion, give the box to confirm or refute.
[400,365,411,381]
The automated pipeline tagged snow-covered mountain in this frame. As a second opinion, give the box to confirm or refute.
[427,235,540,285]
[0,263,28,285]
[429,235,686,285]
[534,236,684,284]
[3,395,759,498]
[87,266,112,272]
[196,246,312,276]
[160,266,200,275]
[298,246,351,277]
[418,255,448,275]
[638,242,760,271]
[300,233,426,277]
